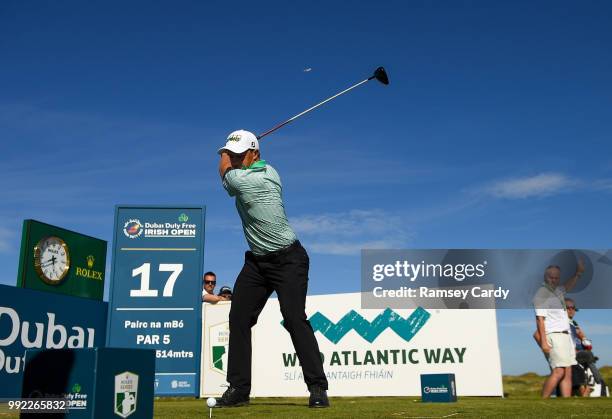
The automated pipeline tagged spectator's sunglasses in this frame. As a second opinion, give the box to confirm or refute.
[566,305,576,310]
[205,280,216,285]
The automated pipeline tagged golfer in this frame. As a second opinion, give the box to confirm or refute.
[215,130,329,408]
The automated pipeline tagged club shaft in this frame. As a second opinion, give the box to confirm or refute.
[258,76,373,139]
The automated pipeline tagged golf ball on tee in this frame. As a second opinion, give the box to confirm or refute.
[207,397,216,408]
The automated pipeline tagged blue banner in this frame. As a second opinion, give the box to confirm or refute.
[0,284,108,398]
[107,206,205,396]
[23,348,155,418]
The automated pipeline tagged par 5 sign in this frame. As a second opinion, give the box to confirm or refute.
[107,205,205,396]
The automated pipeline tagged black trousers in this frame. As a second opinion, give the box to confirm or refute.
[226,241,328,394]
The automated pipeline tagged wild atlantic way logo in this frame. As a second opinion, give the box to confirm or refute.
[281,307,433,370]
[306,307,430,344]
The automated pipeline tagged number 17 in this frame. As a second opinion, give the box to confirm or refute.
[130,263,183,297]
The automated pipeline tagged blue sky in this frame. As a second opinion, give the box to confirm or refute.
[1,1,611,375]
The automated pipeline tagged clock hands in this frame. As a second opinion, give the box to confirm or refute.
[41,256,57,268]
[35,237,70,283]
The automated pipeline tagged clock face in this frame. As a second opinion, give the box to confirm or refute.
[34,236,71,284]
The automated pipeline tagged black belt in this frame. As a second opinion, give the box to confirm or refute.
[253,240,301,262]
[551,331,569,334]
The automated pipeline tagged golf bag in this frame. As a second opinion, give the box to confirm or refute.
[575,350,609,397]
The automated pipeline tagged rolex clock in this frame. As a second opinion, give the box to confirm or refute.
[18,220,107,299]
[33,236,71,284]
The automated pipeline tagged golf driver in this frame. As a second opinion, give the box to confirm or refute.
[257,66,389,140]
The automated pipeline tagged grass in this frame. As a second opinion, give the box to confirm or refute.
[154,396,612,418]
[1,368,610,418]
[153,367,612,418]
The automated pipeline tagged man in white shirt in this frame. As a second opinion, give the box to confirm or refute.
[202,272,230,304]
[533,260,584,397]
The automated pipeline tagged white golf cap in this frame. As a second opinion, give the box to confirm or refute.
[217,130,259,155]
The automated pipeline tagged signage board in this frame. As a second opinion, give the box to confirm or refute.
[17,220,107,300]
[0,284,108,398]
[200,292,503,397]
[22,348,154,418]
[107,206,205,396]
[420,373,457,402]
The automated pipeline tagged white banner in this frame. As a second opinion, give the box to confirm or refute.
[200,293,503,397]
[200,301,232,396]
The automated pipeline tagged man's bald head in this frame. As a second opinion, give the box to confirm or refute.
[544,265,561,287]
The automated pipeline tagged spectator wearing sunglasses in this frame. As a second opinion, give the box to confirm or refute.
[202,272,230,303]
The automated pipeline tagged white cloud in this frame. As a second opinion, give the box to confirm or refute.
[593,179,612,191]
[291,210,413,255]
[484,173,574,199]
[309,240,405,256]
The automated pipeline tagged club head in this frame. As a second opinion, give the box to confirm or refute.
[373,66,389,85]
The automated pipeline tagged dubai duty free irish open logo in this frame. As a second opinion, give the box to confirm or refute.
[123,219,143,239]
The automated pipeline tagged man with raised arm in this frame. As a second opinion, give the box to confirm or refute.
[533,259,585,398]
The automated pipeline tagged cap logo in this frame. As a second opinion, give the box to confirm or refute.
[228,134,241,142]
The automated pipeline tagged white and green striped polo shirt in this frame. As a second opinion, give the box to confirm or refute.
[222,160,297,255]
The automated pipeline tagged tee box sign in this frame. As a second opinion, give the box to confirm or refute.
[107,206,205,397]
[17,220,107,300]
[420,373,457,402]
[22,348,154,418]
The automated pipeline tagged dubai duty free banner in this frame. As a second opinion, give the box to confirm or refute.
[200,292,503,397]
[0,284,108,398]
[107,205,205,397]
